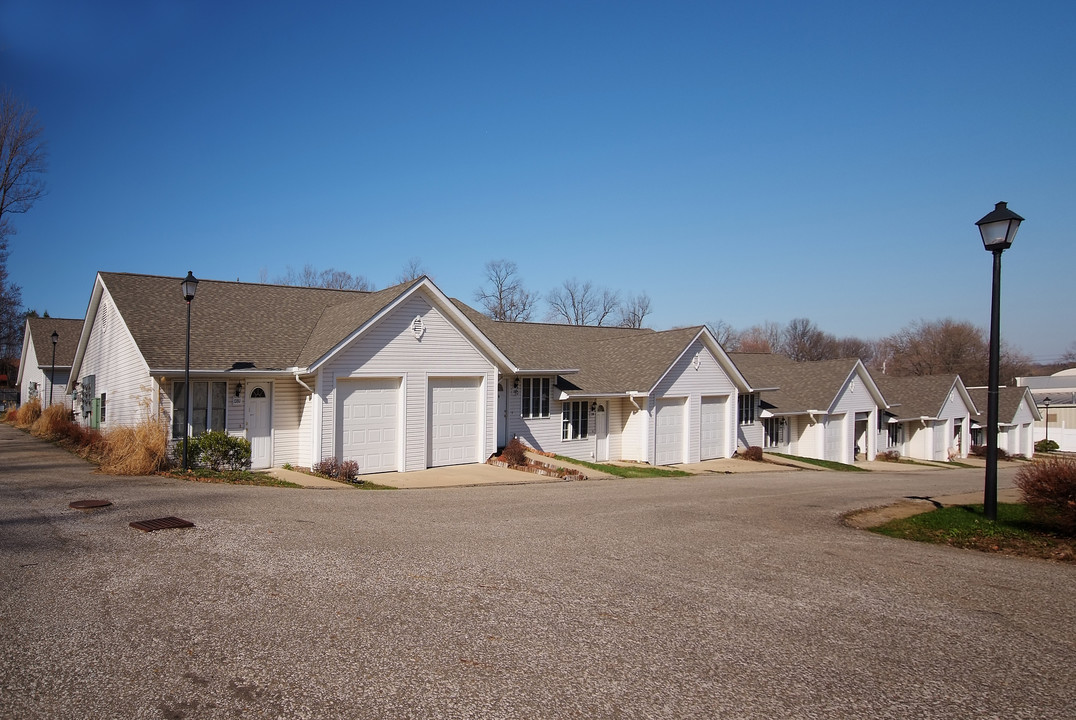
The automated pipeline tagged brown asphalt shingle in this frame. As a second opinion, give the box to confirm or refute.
[454,300,707,393]
[729,353,868,414]
[966,386,1034,425]
[875,374,968,420]
[100,272,411,371]
[26,318,83,367]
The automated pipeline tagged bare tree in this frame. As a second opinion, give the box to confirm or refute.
[834,336,878,366]
[617,292,652,329]
[546,279,621,326]
[0,89,48,365]
[737,321,783,354]
[396,257,427,284]
[275,264,374,291]
[707,320,740,350]
[474,260,538,321]
[781,317,836,361]
[878,318,992,384]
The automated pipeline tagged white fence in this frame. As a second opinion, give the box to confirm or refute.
[1034,425,1076,453]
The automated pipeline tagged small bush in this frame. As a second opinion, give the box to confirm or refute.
[970,445,1009,460]
[1036,439,1059,453]
[740,445,764,462]
[3,407,18,423]
[501,437,528,466]
[314,457,340,477]
[15,398,41,427]
[1014,457,1076,535]
[100,419,170,475]
[186,430,252,471]
[878,450,901,462]
[339,459,359,481]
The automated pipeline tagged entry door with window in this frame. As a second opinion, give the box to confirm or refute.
[595,404,609,461]
[247,384,272,469]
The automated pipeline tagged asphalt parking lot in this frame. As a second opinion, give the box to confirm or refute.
[2,423,1074,719]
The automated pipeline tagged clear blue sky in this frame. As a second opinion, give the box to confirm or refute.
[3,0,1074,362]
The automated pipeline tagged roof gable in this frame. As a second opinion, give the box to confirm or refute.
[876,374,974,420]
[967,386,1041,424]
[730,354,887,414]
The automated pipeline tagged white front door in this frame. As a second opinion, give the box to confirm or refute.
[595,403,609,461]
[247,384,272,469]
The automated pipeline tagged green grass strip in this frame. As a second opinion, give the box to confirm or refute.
[552,455,691,478]
[768,452,867,472]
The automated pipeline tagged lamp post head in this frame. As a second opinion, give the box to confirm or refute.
[51,330,58,346]
[976,201,1024,252]
[1044,396,1052,408]
[181,271,199,302]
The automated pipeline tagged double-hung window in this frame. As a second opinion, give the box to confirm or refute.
[562,401,589,440]
[762,417,784,448]
[173,381,227,437]
[520,377,550,418]
[738,393,756,425]
[887,423,903,448]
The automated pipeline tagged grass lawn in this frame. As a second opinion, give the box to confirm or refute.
[767,452,867,472]
[161,468,304,488]
[871,503,1075,562]
[552,456,692,478]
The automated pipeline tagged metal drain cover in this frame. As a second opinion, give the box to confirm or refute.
[129,517,195,532]
[69,500,112,510]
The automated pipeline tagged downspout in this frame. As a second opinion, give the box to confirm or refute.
[294,374,313,394]
[627,391,641,412]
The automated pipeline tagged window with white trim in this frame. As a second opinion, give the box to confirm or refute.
[173,381,227,437]
[738,393,756,425]
[562,401,589,440]
[520,377,550,418]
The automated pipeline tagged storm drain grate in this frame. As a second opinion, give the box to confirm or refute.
[69,500,112,510]
[129,517,195,533]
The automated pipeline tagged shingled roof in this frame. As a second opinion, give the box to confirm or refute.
[96,272,415,372]
[966,386,1040,425]
[454,301,727,394]
[26,317,83,368]
[730,353,885,414]
[875,374,974,420]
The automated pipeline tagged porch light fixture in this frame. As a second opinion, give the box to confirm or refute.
[976,202,1024,521]
[48,330,59,407]
[181,271,199,471]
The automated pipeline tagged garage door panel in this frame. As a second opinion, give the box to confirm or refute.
[656,398,686,466]
[339,379,400,474]
[429,378,481,468]
[701,395,727,460]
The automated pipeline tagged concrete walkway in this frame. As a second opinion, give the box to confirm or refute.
[267,460,571,490]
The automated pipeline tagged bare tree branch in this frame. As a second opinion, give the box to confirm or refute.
[474,259,538,321]
[546,279,621,326]
[618,292,652,328]
[396,257,427,284]
[274,264,374,291]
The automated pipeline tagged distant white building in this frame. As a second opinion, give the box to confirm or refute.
[1016,368,1076,451]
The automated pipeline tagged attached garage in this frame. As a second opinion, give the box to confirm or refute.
[700,395,728,460]
[655,397,686,465]
[338,378,400,474]
[429,377,482,467]
[824,413,845,462]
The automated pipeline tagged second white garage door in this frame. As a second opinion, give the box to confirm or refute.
[700,395,728,460]
[429,377,481,467]
[339,378,400,474]
[655,397,686,465]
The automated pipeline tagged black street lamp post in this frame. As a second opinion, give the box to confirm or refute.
[49,331,58,407]
[181,271,199,471]
[976,201,1024,522]
[1043,396,1052,445]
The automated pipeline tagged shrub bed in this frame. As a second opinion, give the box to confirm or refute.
[1014,457,1076,535]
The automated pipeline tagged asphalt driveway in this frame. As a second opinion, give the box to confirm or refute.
[1,423,1073,719]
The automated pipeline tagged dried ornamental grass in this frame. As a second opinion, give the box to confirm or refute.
[99,419,170,475]
[16,398,41,427]
[30,403,72,439]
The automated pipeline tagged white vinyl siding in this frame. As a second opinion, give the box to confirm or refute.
[273,379,311,468]
[77,287,152,430]
[319,293,497,472]
[830,369,879,462]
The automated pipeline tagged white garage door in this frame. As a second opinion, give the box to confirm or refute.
[824,413,845,462]
[655,398,686,466]
[429,377,481,467]
[339,378,400,474]
[700,395,727,460]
